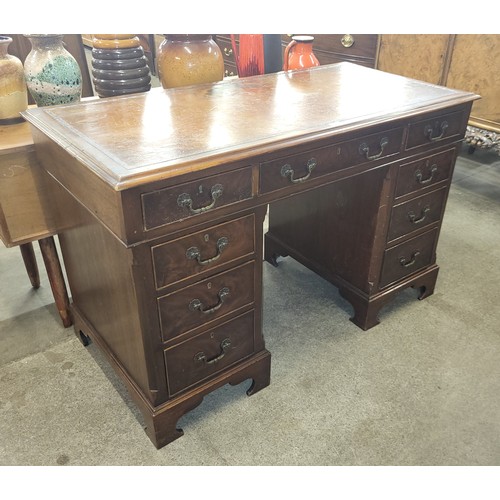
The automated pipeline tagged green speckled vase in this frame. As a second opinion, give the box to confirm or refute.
[23,34,82,106]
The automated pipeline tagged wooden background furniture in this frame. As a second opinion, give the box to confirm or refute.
[282,34,379,68]
[0,121,72,327]
[377,34,500,154]
[215,34,380,77]
[24,63,477,449]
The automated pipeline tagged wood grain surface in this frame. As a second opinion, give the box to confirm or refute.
[23,62,478,191]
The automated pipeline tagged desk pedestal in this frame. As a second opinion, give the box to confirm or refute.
[265,156,448,330]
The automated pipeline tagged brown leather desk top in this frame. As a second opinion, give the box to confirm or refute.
[23,63,478,191]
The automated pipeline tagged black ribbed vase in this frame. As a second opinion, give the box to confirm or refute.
[91,35,151,98]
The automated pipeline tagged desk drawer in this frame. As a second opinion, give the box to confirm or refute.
[260,127,403,194]
[152,214,255,290]
[380,228,437,288]
[387,187,447,242]
[158,261,255,342]
[395,148,456,198]
[406,110,466,150]
[165,310,255,396]
[141,167,253,230]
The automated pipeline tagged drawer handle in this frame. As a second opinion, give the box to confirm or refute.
[424,121,448,142]
[358,137,389,160]
[224,69,236,77]
[408,206,431,224]
[194,338,231,366]
[341,34,354,48]
[186,236,229,266]
[177,184,223,215]
[281,158,317,184]
[399,251,421,268]
[189,286,230,314]
[415,164,438,184]
[223,47,233,57]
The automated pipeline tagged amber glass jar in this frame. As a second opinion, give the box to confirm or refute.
[0,36,28,124]
[157,35,224,89]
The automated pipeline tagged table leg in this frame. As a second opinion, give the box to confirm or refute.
[38,236,73,328]
[19,242,40,289]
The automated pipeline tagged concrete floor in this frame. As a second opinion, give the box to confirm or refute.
[1,144,499,467]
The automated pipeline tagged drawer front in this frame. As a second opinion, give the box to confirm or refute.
[395,148,456,198]
[406,110,467,150]
[216,37,236,64]
[387,187,447,242]
[158,261,255,341]
[141,167,253,230]
[165,310,255,396]
[260,127,403,194]
[152,214,255,290]
[224,64,238,78]
[380,228,438,288]
[215,36,239,77]
[308,50,374,68]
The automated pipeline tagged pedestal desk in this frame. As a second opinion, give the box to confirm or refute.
[23,63,478,448]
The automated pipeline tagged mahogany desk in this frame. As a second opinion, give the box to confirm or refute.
[23,63,478,448]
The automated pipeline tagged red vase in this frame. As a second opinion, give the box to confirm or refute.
[283,35,320,71]
[231,34,264,77]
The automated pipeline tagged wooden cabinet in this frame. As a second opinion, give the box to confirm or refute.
[377,34,452,85]
[24,63,477,449]
[378,34,500,153]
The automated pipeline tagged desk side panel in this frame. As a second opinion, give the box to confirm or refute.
[29,127,127,244]
[49,176,163,402]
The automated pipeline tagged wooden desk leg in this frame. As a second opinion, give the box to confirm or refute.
[38,236,73,328]
[20,242,40,289]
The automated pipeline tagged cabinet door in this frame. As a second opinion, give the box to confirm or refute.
[445,35,500,131]
[377,34,451,85]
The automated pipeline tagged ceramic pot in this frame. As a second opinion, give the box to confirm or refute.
[23,34,82,106]
[91,36,151,98]
[157,35,224,89]
[0,36,28,124]
[283,35,320,71]
[92,34,141,49]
